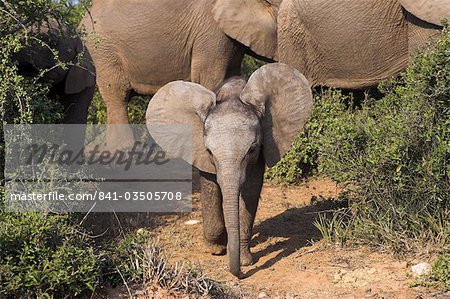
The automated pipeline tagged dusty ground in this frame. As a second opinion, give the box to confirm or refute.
[104,178,446,298]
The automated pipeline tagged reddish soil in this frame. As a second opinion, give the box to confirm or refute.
[104,178,446,298]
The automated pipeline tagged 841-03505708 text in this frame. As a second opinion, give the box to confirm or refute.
[9,191,184,202]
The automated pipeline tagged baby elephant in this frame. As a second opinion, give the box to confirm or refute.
[146,63,313,278]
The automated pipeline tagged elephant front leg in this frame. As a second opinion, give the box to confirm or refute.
[88,69,135,154]
[199,171,227,255]
[239,155,265,266]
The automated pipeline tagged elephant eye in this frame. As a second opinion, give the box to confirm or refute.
[248,144,258,155]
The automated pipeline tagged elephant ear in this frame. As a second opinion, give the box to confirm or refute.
[65,39,96,94]
[240,63,313,167]
[212,0,280,59]
[399,0,450,26]
[146,81,217,174]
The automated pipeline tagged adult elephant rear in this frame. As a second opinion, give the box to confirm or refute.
[80,0,245,151]
[212,0,449,89]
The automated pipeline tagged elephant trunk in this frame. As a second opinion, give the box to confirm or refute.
[222,185,241,277]
[218,168,242,278]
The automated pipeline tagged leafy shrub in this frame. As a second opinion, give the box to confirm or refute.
[0,2,102,298]
[412,255,450,291]
[127,96,151,124]
[99,231,149,286]
[428,255,450,291]
[86,89,107,124]
[242,55,266,79]
[271,27,450,253]
[323,27,449,252]
[0,0,87,183]
[0,212,100,298]
[265,89,354,184]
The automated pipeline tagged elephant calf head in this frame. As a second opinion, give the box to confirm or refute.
[146,63,313,277]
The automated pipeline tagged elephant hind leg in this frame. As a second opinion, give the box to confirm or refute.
[199,171,227,255]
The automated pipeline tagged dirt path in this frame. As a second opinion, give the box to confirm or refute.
[142,179,441,298]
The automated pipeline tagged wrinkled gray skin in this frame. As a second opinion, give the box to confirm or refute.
[15,24,96,125]
[80,0,245,151]
[212,0,448,89]
[146,63,313,277]
[202,79,264,272]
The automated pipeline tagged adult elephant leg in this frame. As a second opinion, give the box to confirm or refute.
[239,154,265,266]
[96,65,135,152]
[199,170,227,255]
[191,35,243,90]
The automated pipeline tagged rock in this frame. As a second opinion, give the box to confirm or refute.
[298,264,307,271]
[258,292,268,298]
[183,219,201,225]
[411,262,432,276]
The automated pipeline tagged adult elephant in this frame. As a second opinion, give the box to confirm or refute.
[212,0,450,89]
[16,23,96,125]
[80,0,245,151]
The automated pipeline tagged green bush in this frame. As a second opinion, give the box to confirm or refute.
[0,212,100,298]
[412,255,450,291]
[0,0,86,183]
[428,255,450,291]
[242,55,266,79]
[265,89,353,184]
[86,89,107,124]
[99,231,149,286]
[0,2,103,298]
[271,27,450,253]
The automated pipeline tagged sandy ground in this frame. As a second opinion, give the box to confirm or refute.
[102,178,447,298]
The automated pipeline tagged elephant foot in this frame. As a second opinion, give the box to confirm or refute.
[240,248,253,266]
[205,243,226,256]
